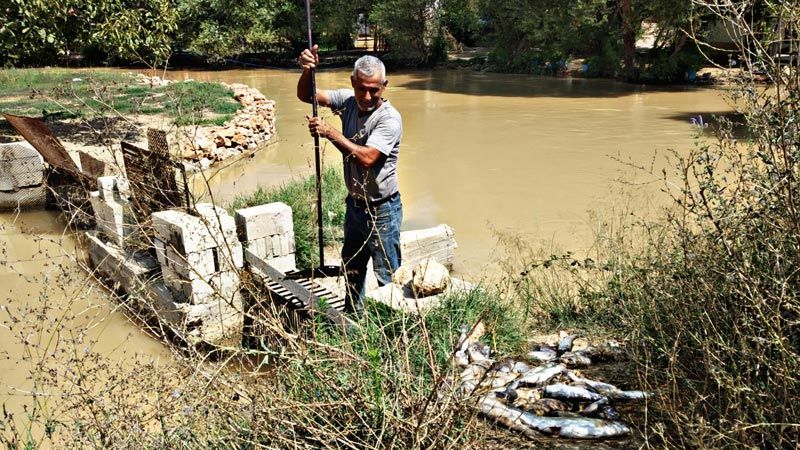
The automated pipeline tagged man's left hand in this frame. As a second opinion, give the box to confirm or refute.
[306,115,331,139]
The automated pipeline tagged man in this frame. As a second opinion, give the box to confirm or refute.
[297,45,403,314]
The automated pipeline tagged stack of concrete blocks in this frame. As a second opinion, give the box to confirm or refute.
[235,202,297,273]
[151,203,244,346]
[0,141,46,210]
[89,176,135,248]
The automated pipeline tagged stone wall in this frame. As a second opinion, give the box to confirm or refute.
[136,74,277,167]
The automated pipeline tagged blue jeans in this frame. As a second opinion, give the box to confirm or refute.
[341,193,402,312]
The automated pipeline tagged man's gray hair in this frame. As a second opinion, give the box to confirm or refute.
[352,55,386,83]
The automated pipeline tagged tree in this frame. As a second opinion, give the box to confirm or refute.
[0,0,177,67]
[371,0,446,64]
[174,0,305,62]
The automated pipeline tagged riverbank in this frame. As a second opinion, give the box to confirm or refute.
[0,70,277,173]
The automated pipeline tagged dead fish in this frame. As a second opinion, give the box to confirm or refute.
[476,394,542,439]
[560,351,592,367]
[512,361,532,374]
[479,395,631,439]
[518,411,631,439]
[467,344,491,365]
[526,350,557,363]
[543,383,605,403]
[601,405,621,420]
[517,364,567,387]
[567,372,651,401]
[504,384,541,409]
[528,398,571,416]
[482,370,519,389]
[456,353,494,399]
[454,350,469,367]
[579,396,609,417]
[557,331,575,355]
[495,385,518,405]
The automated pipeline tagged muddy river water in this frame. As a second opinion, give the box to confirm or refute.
[177,68,733,273]
[1,68,733,432]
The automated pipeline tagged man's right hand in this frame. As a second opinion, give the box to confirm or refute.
[298,45,319,70]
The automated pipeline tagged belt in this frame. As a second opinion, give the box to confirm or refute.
[349,191,399,209]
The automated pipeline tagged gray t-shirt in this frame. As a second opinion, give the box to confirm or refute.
[326,89,402,203]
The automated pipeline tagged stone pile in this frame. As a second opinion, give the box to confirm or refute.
[0,141,46,210]
[456,329,645,440]
[133,74,277,166]
[235,202,297,273]
[198,83,276,161]
[89,176,135,248]
[152,204,244,345]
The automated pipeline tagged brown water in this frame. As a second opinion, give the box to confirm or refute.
[169,68,733,275]
[0,211,169,436]
[0,70,731,437]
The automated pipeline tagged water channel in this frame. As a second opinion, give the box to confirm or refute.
[1,68,733,433]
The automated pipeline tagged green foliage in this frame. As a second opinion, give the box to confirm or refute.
[174,0,305,62]
[228,166,347,270]
[583,3,800,446]
[371,0,446,65]
[439,0,482,46]
[0,69,240,125]
[0,0,177,67]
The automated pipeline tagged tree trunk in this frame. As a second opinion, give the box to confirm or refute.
[618,0,636,79]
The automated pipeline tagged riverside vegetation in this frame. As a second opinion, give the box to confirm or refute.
[2,2,799,449]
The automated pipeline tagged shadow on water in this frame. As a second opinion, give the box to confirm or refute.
[394,70,711,99]
[661,111,749,139]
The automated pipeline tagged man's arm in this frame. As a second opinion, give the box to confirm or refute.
[307,116,381,169]
[296,45,331,107]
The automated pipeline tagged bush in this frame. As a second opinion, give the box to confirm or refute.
[586,3,800,447]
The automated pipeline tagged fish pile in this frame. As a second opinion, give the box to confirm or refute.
[453,329,649,440]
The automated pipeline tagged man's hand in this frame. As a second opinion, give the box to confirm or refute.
[306,115,331,139]
[298,44,319,70]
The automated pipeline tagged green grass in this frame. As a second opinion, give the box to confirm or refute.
[228,166,347,270]
[0,68,241,125]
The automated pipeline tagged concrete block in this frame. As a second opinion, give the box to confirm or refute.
[0,142,44,190]
[86,231,243,347]
[195,203,237,234]
[235,202,292,241]
[152,206,238,254]
[400,224,458,269]
[247,236,272,260]
[97,176,117,201]
[267,254,296,273]
[216,243,244,271]
[0,184,46,211]
[272,234,294,257]
[166,246,216,280]
[154,238,168,268]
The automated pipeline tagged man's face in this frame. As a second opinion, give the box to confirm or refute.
[351,71,388,112]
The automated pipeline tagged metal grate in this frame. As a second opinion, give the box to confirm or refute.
[120,140,185,221]
[2,114,96,224]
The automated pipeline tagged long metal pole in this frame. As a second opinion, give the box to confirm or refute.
[305,0,325,268]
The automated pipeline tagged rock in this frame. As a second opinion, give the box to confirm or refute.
[412,257,450,297]
[212,134,226,148]
[231,132,247,147]
[219,127,236,138]
[392,264,414,286]
[193,136,213,152]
